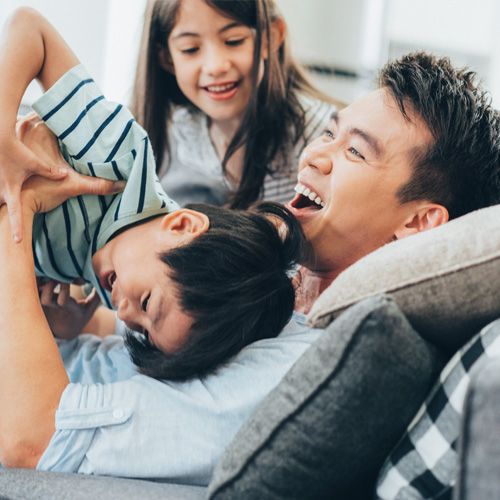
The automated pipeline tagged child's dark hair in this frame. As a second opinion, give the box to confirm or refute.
[125,201,305,381]
[380,52,500,219]
[131,0,340,209]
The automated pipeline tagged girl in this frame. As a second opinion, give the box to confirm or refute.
[130,0,342,208]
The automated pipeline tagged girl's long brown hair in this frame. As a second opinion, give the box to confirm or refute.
[130,0,342,209]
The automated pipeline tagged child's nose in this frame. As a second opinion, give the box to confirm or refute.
[203,47,231,77]
[116,297,132,322]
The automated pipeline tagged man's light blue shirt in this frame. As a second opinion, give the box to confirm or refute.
[36,312,322,485]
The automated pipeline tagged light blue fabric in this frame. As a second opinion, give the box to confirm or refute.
[36,312,322,485]
[31,64,179,308]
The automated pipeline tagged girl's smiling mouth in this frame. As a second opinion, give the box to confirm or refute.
[202,80,241,100]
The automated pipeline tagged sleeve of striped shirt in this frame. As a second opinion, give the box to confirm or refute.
[30,65,179,307]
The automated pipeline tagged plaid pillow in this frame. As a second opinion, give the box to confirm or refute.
[376,317,500,500]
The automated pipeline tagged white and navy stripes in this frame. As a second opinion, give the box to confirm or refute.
[31,64,179,309]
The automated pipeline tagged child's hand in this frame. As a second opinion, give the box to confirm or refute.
[18,114,126,214]
[0,113,70,242]
[38,279,102,340]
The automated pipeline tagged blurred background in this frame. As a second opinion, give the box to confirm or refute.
[2,0,499,108]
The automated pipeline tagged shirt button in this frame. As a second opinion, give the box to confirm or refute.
[113,408,124,419]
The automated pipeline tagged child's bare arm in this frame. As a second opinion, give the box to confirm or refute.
[0,7,81,242]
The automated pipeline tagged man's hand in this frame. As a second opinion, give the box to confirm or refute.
[0,113,70,242]
[18,114,126,215]
[38,279,102,340]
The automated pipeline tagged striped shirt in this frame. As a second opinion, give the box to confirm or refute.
[31,65,179,309]
[159,95,335,207]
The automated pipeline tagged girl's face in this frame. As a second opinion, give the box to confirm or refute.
[165,0,264,127]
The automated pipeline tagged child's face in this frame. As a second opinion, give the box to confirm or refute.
[91,210,208,354]
[165,0,264,127]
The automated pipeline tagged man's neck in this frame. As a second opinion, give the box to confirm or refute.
[294,265,342,315]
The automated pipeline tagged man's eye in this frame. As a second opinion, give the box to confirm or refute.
[349,147,365,160]
[181,47,199,54]
[142,294,150,312]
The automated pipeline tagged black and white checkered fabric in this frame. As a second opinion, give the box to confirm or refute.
[375,317,500,500]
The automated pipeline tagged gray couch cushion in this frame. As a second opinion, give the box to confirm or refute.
[454,359,500,500]
[208,295,445,500]
[307,205,500,354]
[0,469,207,500]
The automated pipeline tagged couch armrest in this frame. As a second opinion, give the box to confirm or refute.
[454,359,500,500]
[0,469,207,500]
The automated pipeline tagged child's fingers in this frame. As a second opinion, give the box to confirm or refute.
[65,169,126,198]
[82,287,102,313]
[39,279,59,306]
[57,282,70,306]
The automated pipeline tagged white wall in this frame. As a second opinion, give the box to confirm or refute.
[0,0,147,106]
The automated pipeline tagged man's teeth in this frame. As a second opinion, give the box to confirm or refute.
[205,82,237,92]
[294,183,325,207]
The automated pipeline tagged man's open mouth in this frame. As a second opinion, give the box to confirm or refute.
[290,183,325,210]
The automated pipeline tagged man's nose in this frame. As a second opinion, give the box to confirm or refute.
[300,140,333,175]
[203,46,231,77]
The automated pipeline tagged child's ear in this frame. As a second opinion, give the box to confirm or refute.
[161,209,209,238]
[393,203,449,240]
[157,44,175,74]
[262,17,286,60]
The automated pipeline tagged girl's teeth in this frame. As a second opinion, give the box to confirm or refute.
[308,191,317,201]
[303,187,311,196]
[294,184,305,194]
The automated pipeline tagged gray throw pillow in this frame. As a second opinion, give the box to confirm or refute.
[208,295,445,500]
[307,205,500,354]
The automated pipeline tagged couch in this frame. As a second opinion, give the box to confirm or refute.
[3,204,500,500]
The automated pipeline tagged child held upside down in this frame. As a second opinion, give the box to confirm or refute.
[0,7,305,381]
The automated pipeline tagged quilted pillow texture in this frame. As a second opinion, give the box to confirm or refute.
[208,295,445,500]
[307,205,500,354]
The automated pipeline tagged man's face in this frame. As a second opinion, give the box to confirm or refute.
[287,88,433,274]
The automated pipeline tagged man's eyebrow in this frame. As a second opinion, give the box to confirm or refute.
[172,22,243,40]
[334,112,382,158]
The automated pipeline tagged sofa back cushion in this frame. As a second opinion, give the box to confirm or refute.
[307,205,500,354]
[208,295,444,500]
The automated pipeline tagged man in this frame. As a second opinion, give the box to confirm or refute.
[0,52,499,484]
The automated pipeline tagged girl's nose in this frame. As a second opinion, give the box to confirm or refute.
[300,140,333,175]
[203,47,231,77]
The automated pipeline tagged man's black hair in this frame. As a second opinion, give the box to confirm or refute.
[380,52,500,219]
[125,201,305,381]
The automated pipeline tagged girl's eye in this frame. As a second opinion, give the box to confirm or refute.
[142,294,150,312]
[226,38,245,47]
[324,129,335,139]
[181,47,199,54]
[349,147,365,160]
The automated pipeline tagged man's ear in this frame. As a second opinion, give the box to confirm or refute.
[393,203,449,240]
[262,17,286,60]
[161,209,209,239]
[157,45,175,74]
